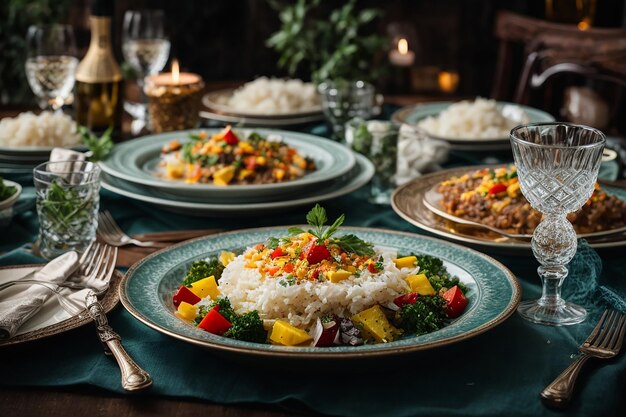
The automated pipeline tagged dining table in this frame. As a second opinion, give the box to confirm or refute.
[1,95,626,417]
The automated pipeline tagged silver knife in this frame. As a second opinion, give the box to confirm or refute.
[85,291,152,391]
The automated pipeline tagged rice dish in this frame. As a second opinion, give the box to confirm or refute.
[0,111,82,148]
[416,98,529,139]
[221,77,320,114]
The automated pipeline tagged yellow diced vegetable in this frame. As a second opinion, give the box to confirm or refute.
[189,276,220,299]
[255,156,267,166]
[269,320,312,346]
[507,182,520,198]
[237,169,254,180]
[219,251,236,266]
[327,270,352,283]
[166,162,184,179]
[394,256,417,269]
[293,154,307,169]
[176,301,198,321]
[351,305,399,343]
[213,166,235,186]
[406,274,436,295]
[273,168,286,181]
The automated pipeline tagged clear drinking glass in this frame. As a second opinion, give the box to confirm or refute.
[33,161,101,259]
[122,10,170,123]
[25,24,78,111]
[510,123,605,326]
[318,80,375,140]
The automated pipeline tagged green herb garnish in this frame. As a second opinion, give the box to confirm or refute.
[395,295,447,336]
[0,177,17,201]
[78,126,114,162]
[287,204,374,256]
[39,178,97,238]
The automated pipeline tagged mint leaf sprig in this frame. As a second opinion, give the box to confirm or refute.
[287,204,374,256]
[78,126,114,162]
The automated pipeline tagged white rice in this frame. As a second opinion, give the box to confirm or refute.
[218,246,414,329]
[222,77,320,114]
[417,97,529,139]
[0,111,82,148]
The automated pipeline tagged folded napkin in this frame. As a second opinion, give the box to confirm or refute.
[396,124,450,185]
[0,251,79,339]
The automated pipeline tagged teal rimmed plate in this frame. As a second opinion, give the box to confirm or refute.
[120,227,521,359]
[99,128,355,203]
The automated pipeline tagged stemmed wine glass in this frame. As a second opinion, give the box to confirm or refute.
[25,24,78,111]
[510,123,605,326]
[122,9,170,123]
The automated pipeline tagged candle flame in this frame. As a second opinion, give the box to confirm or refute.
[172,59,180,83]
[398,38,409,55]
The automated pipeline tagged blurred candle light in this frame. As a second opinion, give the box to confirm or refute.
[438,71,459,93]
[389,37,415,67]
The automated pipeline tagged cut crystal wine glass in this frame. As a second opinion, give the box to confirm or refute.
[25,24,78,111]
[510,123,605,326]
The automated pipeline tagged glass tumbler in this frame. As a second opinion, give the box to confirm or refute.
[510,123,605,326]
[33,161,101,259]
[318,80,375,140]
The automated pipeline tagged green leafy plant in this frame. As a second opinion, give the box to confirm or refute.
[78,126,114,162]
[0,177,17,201]
[266,0,388,83]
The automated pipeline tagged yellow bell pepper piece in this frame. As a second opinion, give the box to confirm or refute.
[213,166,235,186]
[165,162,184,179]
[219,251,236,266]
[352,305,399,343]
[394,256,417,269]
[405,274,436,295]
[269,320,312,346]
[176,301,198,322]
[189,276,220,299]
[327,270,352,283]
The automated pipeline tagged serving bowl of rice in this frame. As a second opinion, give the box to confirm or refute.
[391,98,554,151]
[0,111,82,154]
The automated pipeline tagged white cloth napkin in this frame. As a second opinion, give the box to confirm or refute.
[396,124,450,185]
[0,251,79,339]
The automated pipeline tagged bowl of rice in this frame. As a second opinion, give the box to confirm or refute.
[391,98,555,151]
[0,111,83,153]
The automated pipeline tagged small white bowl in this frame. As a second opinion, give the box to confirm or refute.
[0,180,23,227]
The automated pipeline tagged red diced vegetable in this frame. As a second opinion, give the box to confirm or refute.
[393,293,419,307]
[283,263,294,273]
[270,247,285,259]
[172,285,201,307]
[267,266,281,276]
[488,183,507,195]
[245,156,257,170]
[306,245,331,264]
[197,306,232,335]
[222,127,239,146]
[367,263,380,273]
[311,317,341,347]
[442,285,468,318]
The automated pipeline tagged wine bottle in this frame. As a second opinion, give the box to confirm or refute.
[75,0,123,137]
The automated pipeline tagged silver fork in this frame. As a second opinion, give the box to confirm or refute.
[541,310,626,408]
[0,242,117,316]
[97,211,168,248]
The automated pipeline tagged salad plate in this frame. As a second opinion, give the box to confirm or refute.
[101,152,374,216]
[391,167,626,253]
[0,265,122,347]
[99,128,355,202]
[120,226,520,359]
[390,101,554,151]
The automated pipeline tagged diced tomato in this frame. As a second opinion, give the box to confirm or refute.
[267,266,281,276]
[198,306,232,335]
[442,285,468,318]
[393,293,419,307]
[367,262,380,273]
[270,247,285,259]
[300,241,313,260]
[488,183,507,195]
[310,269,320,280]
[245,156,257,170]
[254,243,265,251]
[172,285,201,307]
[283,263,294,273]
[221,127,239,146]
[306,245,331,264]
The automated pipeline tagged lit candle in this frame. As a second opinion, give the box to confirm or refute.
[438,71,460,93]
[144,60,205,133]
[389,38,415,67]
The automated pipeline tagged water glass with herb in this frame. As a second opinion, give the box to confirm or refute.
[33,161,100,259]
[345,118,400,204]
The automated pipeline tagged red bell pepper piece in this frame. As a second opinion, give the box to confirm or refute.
[221,127,239,146]
[283,263,294,273]
[488,183,507,195]
[393,293,419,307]
[197,306,232,335]
[245,156,257,170]
[367,262,380,273]
[442,285,468,318]
[306,245,331,264]
[267,266,281,276]
[172,285,201,307]
[270,247,285,259]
